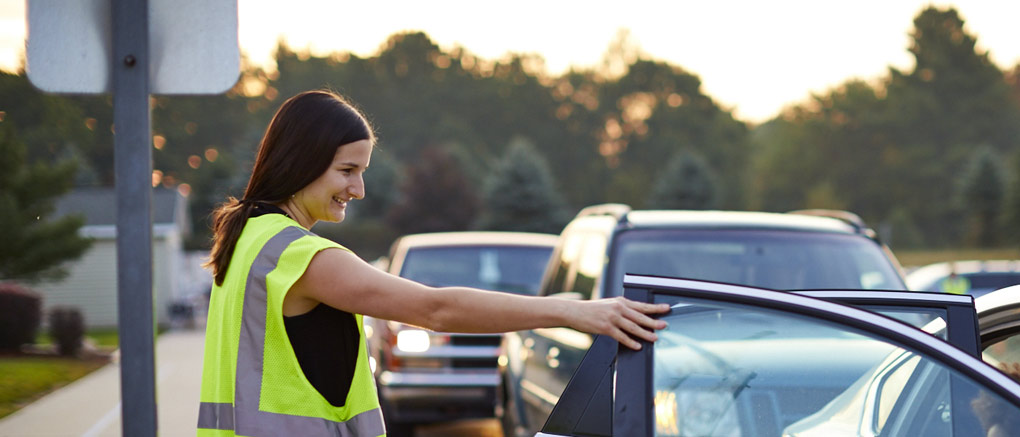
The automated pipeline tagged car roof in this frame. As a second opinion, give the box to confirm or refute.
[392,231,559,248]
[907,260,1020,290]
[620,210,862,235]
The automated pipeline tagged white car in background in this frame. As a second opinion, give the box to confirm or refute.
[907,260,1020,297]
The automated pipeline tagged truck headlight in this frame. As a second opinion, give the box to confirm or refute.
[396,329,431,353]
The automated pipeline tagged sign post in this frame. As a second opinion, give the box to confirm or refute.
[26,1,238,434]
[111,0,156,434]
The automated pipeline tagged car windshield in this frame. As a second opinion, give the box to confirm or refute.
[399,245,553,295]
[608,229,904,295]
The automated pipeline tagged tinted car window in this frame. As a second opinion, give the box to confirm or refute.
[545,233,584,296]
[570,233,608,300]
[608,229,903,296]
[399,245,553,295]
[967,272,1020,292]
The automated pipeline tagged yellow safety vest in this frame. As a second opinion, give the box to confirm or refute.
[941,275,971,295]
[197,214,385,436]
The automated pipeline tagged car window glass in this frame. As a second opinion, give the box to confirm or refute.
[967,273,1020,291]
[545,232,584,296]
[879,308,947,339]
[875,354,921,431]
[610,229,903,297]
[984,335,1020,380]
[571,233,606,300]
[650,295,1020,437]
[399,245,553,294]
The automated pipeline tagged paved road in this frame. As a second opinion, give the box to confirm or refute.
[0,327,504,436]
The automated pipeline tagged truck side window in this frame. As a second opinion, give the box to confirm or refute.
[571,233,607,301]
[544,231,583,297]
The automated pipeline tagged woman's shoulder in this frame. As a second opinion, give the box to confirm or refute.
[242,215,352,253]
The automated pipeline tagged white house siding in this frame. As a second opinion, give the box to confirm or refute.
[32,239,120,328]
[152,225,181,324]
[32,229,181,329]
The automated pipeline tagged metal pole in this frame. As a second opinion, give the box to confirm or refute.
[112,0,157,434]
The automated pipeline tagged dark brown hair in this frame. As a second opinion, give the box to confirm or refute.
[205,90,374,285]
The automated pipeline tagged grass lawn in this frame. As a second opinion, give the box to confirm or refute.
[0,329,121,419]
[0,355,108,419]
[35,328,120,349]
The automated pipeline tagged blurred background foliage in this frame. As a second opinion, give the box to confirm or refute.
[3,5,1020,261]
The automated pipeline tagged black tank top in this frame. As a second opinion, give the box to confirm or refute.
[251,202,358,406]
[284,304,359,407]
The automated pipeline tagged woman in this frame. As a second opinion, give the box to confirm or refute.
[196,90,668,437]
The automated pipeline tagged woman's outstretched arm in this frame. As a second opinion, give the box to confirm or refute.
[287,248,669,350]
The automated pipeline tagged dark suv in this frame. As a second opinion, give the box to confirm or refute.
[499,204,908,436]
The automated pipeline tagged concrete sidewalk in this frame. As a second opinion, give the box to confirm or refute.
[0,328,206,437]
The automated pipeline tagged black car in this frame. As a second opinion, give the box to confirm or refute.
[501,205,909,436]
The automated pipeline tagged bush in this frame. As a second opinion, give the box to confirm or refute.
[0,283,42,352]
[48,307,85,357]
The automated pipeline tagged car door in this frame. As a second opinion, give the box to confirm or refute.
[538,275,1020,437]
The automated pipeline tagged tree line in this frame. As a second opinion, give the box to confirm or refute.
[2,5,1019,275]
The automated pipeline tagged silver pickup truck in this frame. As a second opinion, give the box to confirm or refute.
[366,231,557,436]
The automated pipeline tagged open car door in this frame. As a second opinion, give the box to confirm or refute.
[538,276,1020,437]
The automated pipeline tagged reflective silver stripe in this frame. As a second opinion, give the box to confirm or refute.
[197,402,234,430]
[198,401,385,436]
[197,226,386,436]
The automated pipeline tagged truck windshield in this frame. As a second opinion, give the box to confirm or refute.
[399,245,554,295]
[607,229,905,296]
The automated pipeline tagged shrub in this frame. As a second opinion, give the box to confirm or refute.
[48,307,85,357]
[0,283,42,352]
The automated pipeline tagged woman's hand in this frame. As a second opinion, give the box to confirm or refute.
[565,297,670,350]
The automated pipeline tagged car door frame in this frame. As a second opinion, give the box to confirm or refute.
[537,275,1020,437]
[795,289,980,356]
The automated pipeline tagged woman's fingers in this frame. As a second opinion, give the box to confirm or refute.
[622,300,669,329]
[604,298,670,350]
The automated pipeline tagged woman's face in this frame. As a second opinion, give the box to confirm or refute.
[287,139,372,228]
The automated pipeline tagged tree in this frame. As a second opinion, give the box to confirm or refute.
[0,71,103,186]
[475,137,569,233]
[386,145,479,234]
[957,147,1006,247]
[0,123,91,282]
[646,149,718,210]
[749,80,893,218]
[884,6,1020,245]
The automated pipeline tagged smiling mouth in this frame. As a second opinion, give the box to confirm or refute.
[332,196,348,207]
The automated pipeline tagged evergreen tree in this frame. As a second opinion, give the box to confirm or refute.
[475,137,568,233]
[646,149,718,210]
[885,6,1020,245]
[956,147,1005,247]
[386,145,479,234]
[0,123,91,282]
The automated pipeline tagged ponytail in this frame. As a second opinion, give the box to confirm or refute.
[204,197,256,285]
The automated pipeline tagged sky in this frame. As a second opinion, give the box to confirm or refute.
[2,1,1020,123]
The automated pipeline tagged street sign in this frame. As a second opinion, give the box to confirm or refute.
[26,0,239,94]
[25,1,239,435]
